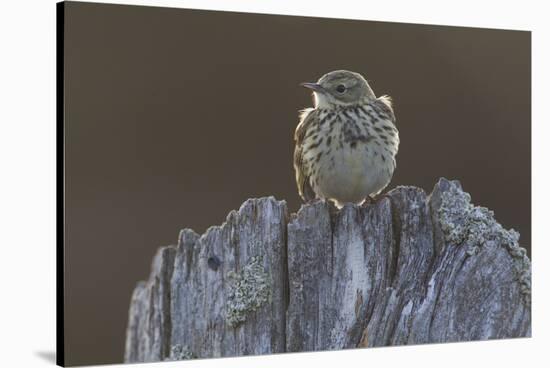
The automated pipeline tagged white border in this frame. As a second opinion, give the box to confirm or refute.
[1,1,548,367]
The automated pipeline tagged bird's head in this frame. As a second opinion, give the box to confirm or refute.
[301,70,376,108]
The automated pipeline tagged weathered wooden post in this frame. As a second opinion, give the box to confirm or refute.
[124,178,531,363]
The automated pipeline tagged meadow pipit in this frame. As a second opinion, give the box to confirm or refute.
[293,70,399,208]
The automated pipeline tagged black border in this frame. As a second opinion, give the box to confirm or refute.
[56,1,65,367]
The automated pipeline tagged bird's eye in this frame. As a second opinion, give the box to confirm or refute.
[336,84,346,93]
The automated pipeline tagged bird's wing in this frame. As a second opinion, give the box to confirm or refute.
[293,108,317,202]
[374,95,396,124]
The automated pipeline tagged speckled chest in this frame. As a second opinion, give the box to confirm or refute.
[301,104,399,176]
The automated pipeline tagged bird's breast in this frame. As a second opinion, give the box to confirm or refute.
[303,106,398,204]
[318,142,390,203]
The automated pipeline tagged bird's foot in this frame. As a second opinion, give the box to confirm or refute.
[327,200,340,216]
[305,197,323,206]
[304,198,339,215]
[361,195,378,208]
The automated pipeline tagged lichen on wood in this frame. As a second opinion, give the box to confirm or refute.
[124,178,531,363]
[225,255,272,327]
[168,345,195,361]
[437,180,531,305]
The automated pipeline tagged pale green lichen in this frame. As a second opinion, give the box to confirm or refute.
[438,182,531,305]
[168,344,195,360]
[225,256,271,327]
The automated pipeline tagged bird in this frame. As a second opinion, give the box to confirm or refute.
[293,70,399,208]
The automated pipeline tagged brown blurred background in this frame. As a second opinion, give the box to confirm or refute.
[63,1,531,365]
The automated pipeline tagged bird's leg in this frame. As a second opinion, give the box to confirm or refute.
[327,200,339,216]
[293,197,323,221]
[361,195,378,208]
[305,197,322,206]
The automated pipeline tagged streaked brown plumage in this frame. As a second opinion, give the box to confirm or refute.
[293,70,399,208]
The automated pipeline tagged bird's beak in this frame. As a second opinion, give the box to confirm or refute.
[300,82,325,93]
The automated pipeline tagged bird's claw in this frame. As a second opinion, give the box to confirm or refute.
[361,195,378,208]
